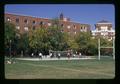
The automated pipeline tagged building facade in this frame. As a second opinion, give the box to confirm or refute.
[92,20,115,40]
[5,13,91,35]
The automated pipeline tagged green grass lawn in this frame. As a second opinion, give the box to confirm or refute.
[5,57,115,79]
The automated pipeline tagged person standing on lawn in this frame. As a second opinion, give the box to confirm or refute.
[39,52,42,59]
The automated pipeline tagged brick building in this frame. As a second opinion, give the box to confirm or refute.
[5,13,91,35]
[92,20,115,40]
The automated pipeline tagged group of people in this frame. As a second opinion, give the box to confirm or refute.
[6,56,16,64]
[67,51,82,58]
[31,51,82,59]
[49,52,61,59]
[31,52,43,59]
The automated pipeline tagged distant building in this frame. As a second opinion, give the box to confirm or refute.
[92,20,115,40]
[5,13,91,35]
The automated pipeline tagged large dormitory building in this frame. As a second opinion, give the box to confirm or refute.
[5,13,115,40]
[5,13,91,34]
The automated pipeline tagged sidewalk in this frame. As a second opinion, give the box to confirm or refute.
[16,57,96,61]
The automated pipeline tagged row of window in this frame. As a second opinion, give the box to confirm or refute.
[81,26,86,29]
[6,17,51,26]
[6,17,87,30]
[16,26,31,31]
[92,32,114,36]
[16,25,86,32]
[16,25,78,34]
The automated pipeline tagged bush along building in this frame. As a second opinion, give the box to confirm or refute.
[92,20,115,41]
[5,13,91,35]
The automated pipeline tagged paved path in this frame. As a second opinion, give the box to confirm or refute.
[16,57,96,61]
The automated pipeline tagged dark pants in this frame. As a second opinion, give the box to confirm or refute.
[39,56,42,59]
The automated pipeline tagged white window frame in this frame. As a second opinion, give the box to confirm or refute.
[74,31,76,34]
[48,23,51,26]
[16,26,20,30]
[7,17,11,22]
[67,25,71,29]
[24,27,29,31]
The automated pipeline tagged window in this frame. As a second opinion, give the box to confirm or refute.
[40,21,43,25]
[48,22,51,26]
[84,26,86,29]
[80,27,83,31]
[16,18,19,23]
[33,20,36,24]
[6,17,11,22]
[24,19,28,24]
[101,26,108,31]
[81,26,83,29]
[24,27,28,31]
[73,25,76,29]
[67,25,71,29]
[61,24,64,27]
[84,27,87,32]
[16,26,20,30]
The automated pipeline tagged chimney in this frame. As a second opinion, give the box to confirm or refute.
[60,13,63,20]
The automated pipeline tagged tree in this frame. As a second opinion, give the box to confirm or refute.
[29,28,51,55]
[47,18,69,51]
[5,22,16,44]
[66,35,79,52]
[5,22,16,56]
[99,38,113,56]
[16,33,29,56]
[28,18,68,55]
[87,38,98,55]
[75,32,98,55]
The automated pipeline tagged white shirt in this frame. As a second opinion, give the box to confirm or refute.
[58,53,60,56]
[39,53,42,56]
[50,53,52,56]
[79,53,81,56]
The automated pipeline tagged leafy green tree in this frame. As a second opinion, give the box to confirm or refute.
[29,28,51,55]
[99,38,113,56]
[5,22,16,45]
[47,26,63,51]
[47,18,68,51]
[75,32,98,55]
[87,38,98,55]
[16,33,29,56]
[5,22,16,56]
[66,36,79,52]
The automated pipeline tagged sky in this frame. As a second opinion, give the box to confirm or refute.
[5,4,115,30]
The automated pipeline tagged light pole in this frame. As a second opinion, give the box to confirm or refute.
[10,39,12,58]
[36,42,38,57]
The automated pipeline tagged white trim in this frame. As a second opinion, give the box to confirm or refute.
[97,23,112,24]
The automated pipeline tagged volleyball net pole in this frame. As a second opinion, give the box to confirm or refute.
[98,38,115,60]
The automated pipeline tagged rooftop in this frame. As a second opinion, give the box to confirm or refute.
[96,20,112,24]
